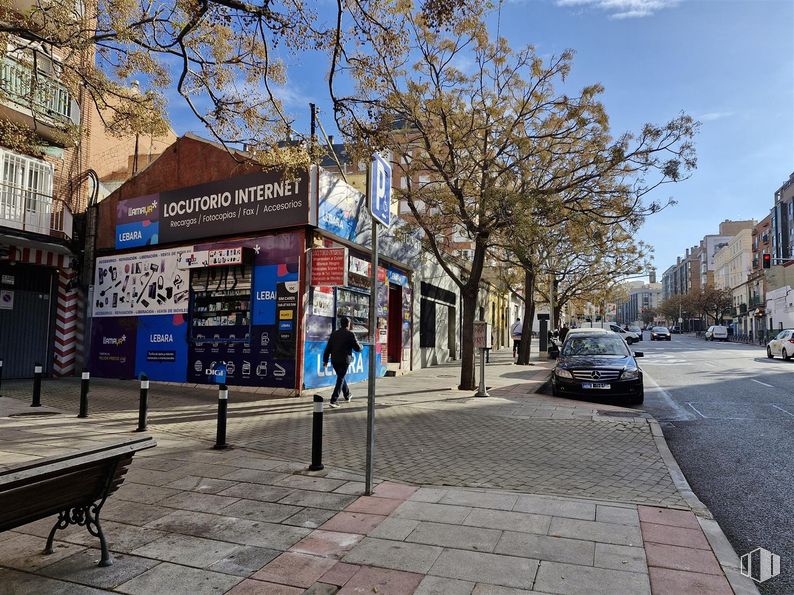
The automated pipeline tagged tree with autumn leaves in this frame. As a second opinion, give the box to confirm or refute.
[2,0,698,389]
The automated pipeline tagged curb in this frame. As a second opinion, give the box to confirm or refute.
[649,419,760,595]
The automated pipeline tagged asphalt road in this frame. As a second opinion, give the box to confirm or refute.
[637,332,793,595]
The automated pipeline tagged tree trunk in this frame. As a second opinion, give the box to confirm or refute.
[459,286,478,390]
[517,266,535,365]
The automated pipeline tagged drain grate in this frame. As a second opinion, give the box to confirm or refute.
[598,411,643,418]
[8,411,61,417]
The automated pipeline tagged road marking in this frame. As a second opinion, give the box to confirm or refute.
[751,379,774,388]
[642,371,697,421]
[771,404,794,417]
[686,402,708,419]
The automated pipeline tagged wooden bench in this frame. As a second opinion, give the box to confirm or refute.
[0,436,156,567]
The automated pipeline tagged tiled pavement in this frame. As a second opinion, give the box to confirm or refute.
[0,349,758,593]
[0,429,748,594]
[1,350,682,507]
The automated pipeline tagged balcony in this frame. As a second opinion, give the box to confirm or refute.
[0,55,81,143]
[0,181,72,240]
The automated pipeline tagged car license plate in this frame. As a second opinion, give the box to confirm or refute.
[582,382,610,390]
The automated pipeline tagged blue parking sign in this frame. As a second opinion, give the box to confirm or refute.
[369,154,392,227]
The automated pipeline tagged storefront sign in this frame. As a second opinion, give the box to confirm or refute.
[275,281,299,359]
[116,194,160,249]
[312,288,334,317]
[1,274,15,285]
[349,255,369,277]
[93,247,190,317]
[176,250,209,269]
[208,247,243,266]
[158,170,309,244]
[387,268,409,287]
[311,248,348,286]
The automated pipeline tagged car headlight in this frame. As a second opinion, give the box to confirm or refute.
[622,368,640,380]
[555,369,573,379]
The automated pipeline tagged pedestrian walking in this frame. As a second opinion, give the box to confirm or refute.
[510,318,523,359]
[559,324,570,343]
[323,316,363,408]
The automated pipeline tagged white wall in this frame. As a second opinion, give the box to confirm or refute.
[766,286,794,331]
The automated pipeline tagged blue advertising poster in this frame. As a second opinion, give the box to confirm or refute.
[302,341,387,389]
[134,314,188,382]
[115,194,160,249]
[188,325,295,388]
[115,220,159,249]
[251,264,298,325]
[89,317,138,378]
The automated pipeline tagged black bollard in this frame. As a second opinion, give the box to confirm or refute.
[136,373,149,432]
[0,358,3,393]
[31,363,42,407]
[308,394,324,471]
[214,384,229,450]
[78,369,90,418]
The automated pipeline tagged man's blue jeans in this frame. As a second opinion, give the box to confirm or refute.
[330,361,350,403]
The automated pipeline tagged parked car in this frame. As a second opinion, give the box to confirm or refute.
[669,326,681,334]
[650,326,672,341]
[608,323,640,344]
[628,326,643,341]
[766,329,794,359]
[551,331,644,405]
[705,325,729,341]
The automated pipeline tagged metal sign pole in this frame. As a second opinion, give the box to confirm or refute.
[365,216,378,495]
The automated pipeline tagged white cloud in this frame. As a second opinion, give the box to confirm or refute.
[696,111,734,122]
[555,0,680,19]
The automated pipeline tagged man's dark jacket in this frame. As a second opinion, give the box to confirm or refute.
[323,328,363,367]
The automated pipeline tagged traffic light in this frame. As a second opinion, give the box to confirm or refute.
[763,253,772,269]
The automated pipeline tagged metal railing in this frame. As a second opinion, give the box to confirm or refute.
[0,181,72,239]
[0,56,80,126]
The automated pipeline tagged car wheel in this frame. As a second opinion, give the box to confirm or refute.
[767,347,774,359]
[551,383,560,397]
[784,349,790,361]
[628,391,644,406]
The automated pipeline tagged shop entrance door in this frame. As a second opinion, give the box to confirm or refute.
[387,284,402,363]
[0,263,55,378]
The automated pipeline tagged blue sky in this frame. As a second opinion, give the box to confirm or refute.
[167,0,794,278]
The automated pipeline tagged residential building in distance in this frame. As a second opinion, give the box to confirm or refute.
[617,282,662,325]
[771,172,794,262]
[748,215,771,338]
[714,227,755,335]
[661,246,700,300]
[697,219,756,289]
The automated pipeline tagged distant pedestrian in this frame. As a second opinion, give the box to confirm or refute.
[559,325,570,343]
[510,318,523,358]
[323,316,362,408]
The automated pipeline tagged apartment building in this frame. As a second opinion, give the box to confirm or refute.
[771,172,794,261]
[661,246,700,300]
[713,228,755,334]
[616,282,662,325]
[0,12,174,378]
[748,215,771,337]
[0,27,92,379]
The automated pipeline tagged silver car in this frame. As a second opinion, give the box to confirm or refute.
[766,329,794,360]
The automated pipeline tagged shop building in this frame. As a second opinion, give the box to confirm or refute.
[89,135,419,394]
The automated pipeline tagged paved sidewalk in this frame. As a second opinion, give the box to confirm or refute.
[1,350,679,506]
[0,349,758,593]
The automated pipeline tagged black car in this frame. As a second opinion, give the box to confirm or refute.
[551,332,644,405]
[650,326,672,341]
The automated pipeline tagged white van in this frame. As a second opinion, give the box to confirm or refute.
[705,325,729,341]
[608,324,640,344]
